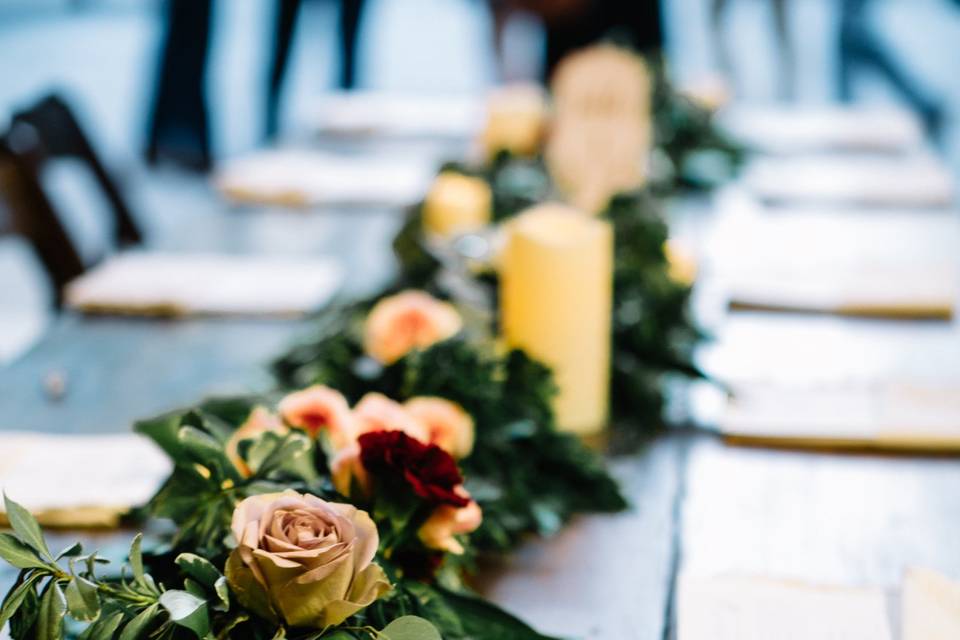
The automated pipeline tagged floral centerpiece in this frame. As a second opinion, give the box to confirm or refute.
[0,380,567,637]
[273,290,627,553]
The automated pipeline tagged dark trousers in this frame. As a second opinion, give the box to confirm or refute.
[543,0,664,80]
[838,0,939,126]
[265,0,367,139]
[145,0,213,171]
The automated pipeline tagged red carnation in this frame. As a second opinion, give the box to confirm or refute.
[357,430,469,508]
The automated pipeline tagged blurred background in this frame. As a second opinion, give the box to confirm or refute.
[1,0,958,361]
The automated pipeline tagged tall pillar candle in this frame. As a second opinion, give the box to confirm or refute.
[500,203,613,434]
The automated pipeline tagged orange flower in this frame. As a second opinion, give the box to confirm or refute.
[404,397,475,459]
[278,385,354,449]
[330,442,371,499]
[417,486,483,555]
[353,393,429,443]
[226,407,288,477]
[363,291,462,365]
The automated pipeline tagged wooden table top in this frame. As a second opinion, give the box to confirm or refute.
[3,164,959,639]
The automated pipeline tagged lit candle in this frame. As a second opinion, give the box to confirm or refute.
[422,172,492,237]
[480,84,547,159]
[500,203,613,434]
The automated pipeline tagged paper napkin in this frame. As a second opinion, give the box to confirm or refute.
[65,252,341,317]
[0,432,171,528]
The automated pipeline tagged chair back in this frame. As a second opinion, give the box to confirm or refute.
[0,125,86,307]
[11,94,143,247]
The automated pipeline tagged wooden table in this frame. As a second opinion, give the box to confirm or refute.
[3,169,960,640]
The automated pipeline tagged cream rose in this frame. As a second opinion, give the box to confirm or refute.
[278,385,354,449]
[353,392,429,443]
[404,397,475,459]
[226,407,289,478]
[417,487,483,555]
[363,291,462,365]
[226,490,390,628]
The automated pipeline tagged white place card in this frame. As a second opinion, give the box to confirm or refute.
[65,252,341,317]
[215,150,435,208]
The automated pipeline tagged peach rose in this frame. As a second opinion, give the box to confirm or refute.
[363,291,462,365]
[417,487,483,555]
[226,491,390,628]
[353,392,429,443]
[330,442,370,499]
[226,407,289,478]
[278,385,354,449]
[404,397,475,459]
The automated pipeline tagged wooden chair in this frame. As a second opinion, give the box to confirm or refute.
[0,126,86,308]
[11,93,143,247]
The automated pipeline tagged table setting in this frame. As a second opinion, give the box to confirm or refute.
[3,37,960,640]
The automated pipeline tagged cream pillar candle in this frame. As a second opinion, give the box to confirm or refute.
[422,172,492,237]
[500,203,613,434]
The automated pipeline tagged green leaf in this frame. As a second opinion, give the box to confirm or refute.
[78,610,124,640]
[174,553,222,589]
[134,412,186,459]
[129,533,144,583]
[8,576,40,638]
[118,602,160,640]
[183,578,206,599]
[178,426,238,481]
[55,542,83,560]
[159,589,210,638]
[424,584,560,640]
[380,615,442,640]
[0,532,49,570]
[4,494,52,560]
[0,571,43,630]
[213,576,230,611]
[65,576,100,622]
[36,581,67,640]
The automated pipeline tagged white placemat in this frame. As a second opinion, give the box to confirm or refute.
[742,155,954,208]
[677,573,893,640]
[721,381,960,452]
[65,251,341,317]
[720,106,924,154]
[709,196,959,318]
[215,149,435,208]
[309,91,484,139]
[0,432,170,518]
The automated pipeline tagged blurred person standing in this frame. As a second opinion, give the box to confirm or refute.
[710,0,795,101]
[489,0,664,81]
[145,0,213,172]
[145,0,369,170]
[838,0,944,139]
[265,0,367,139]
